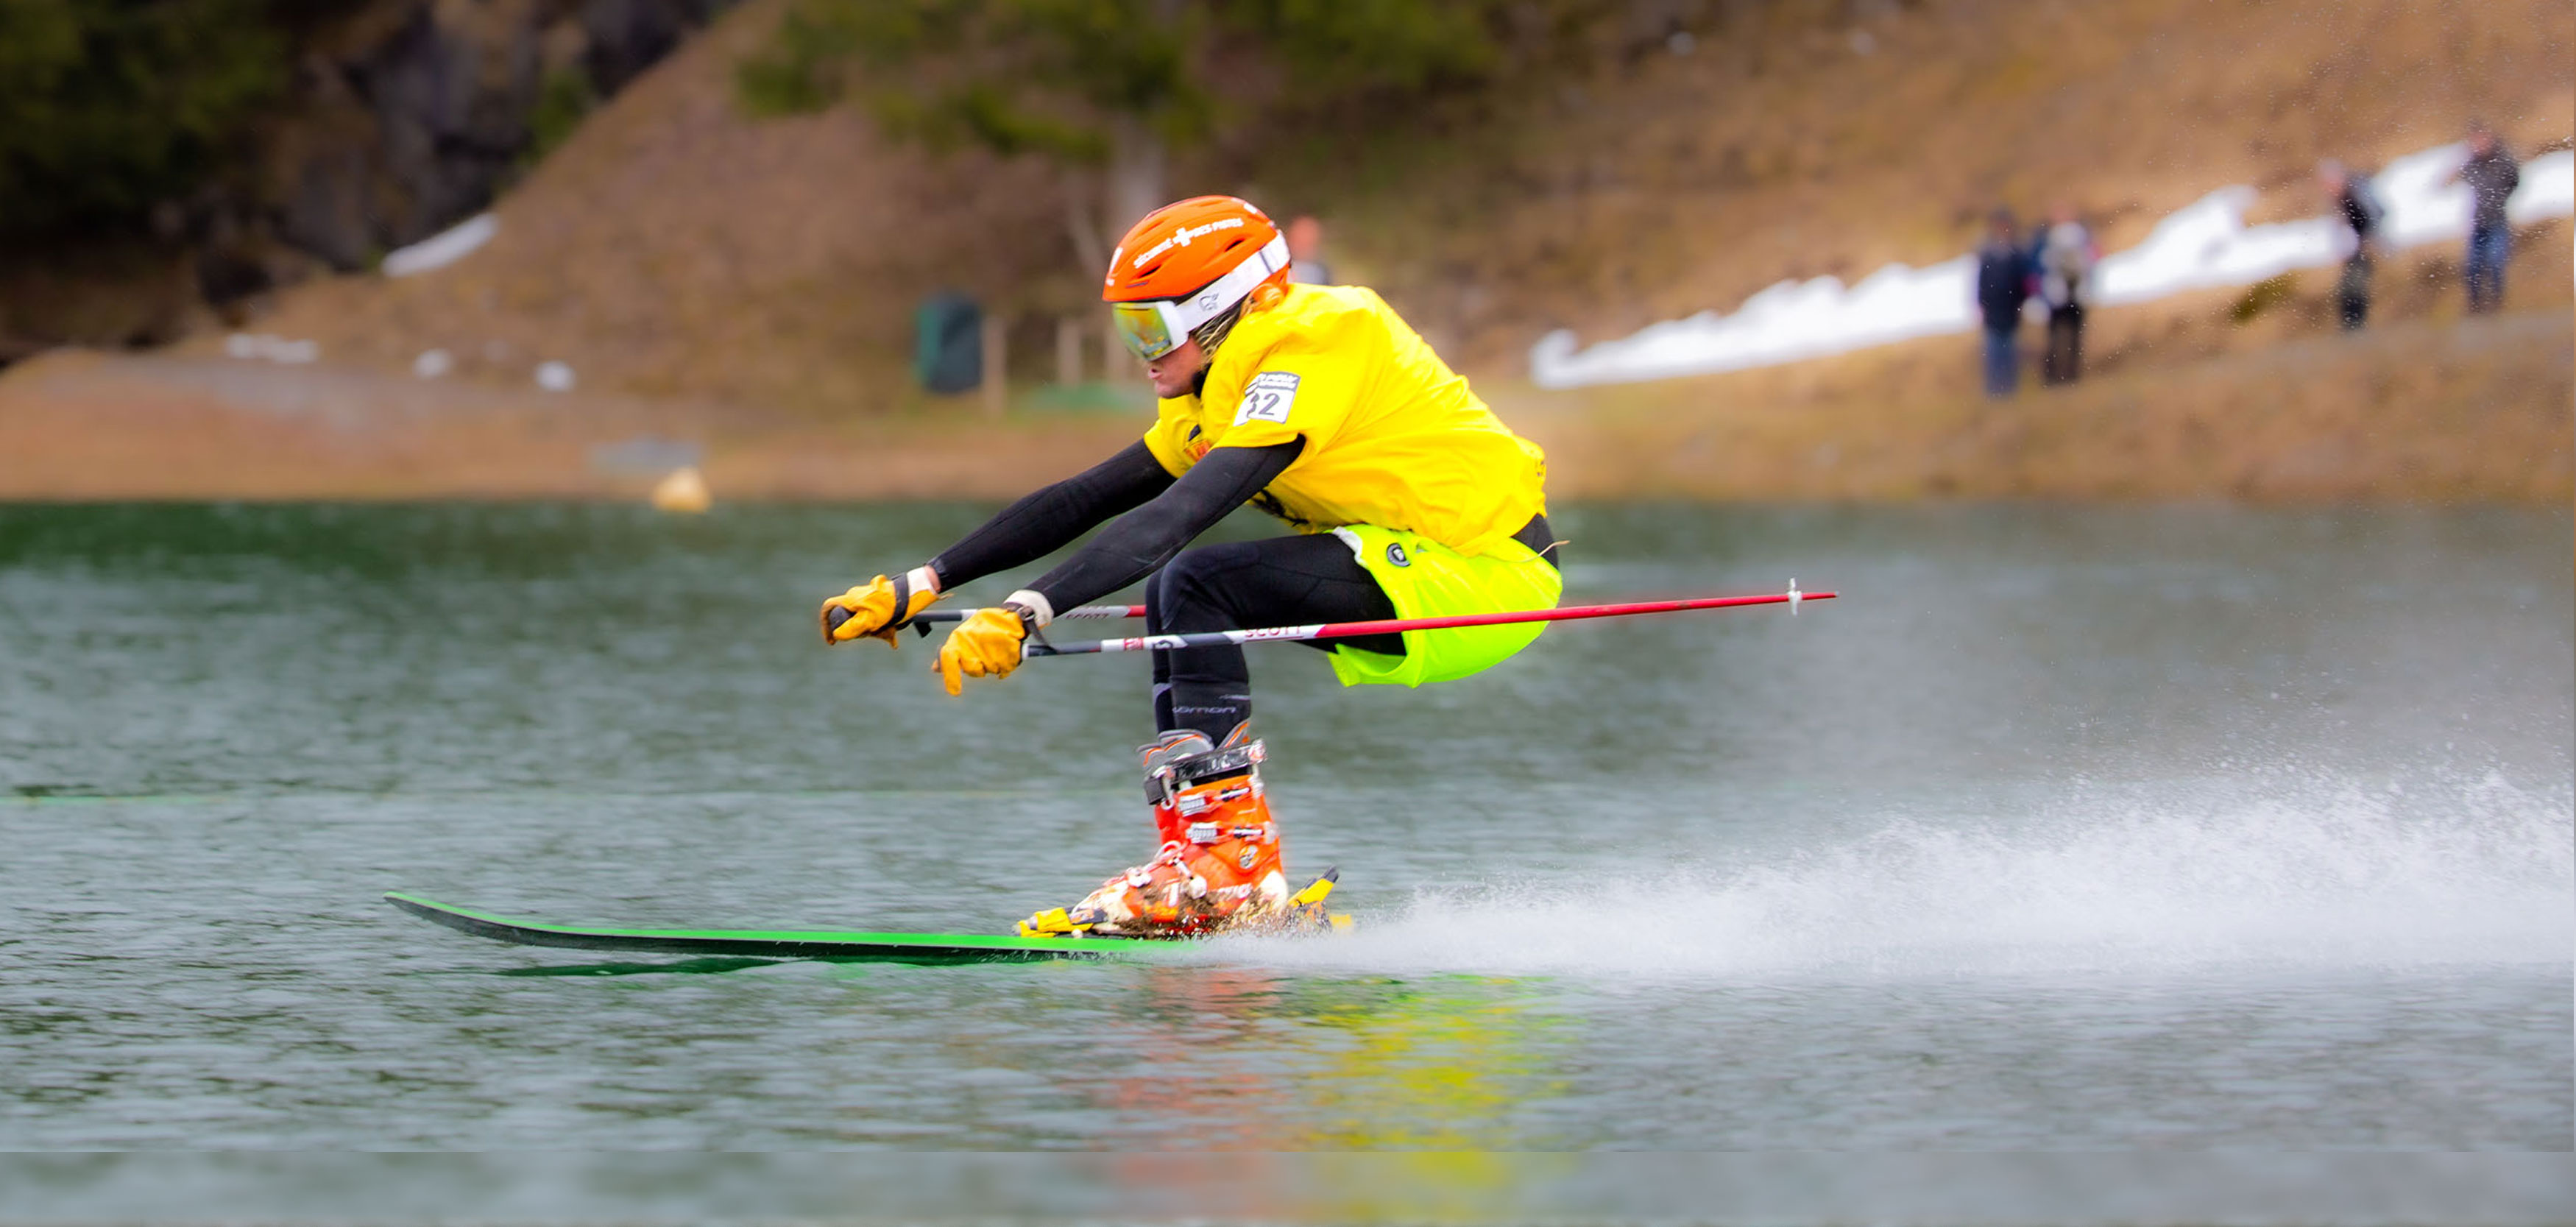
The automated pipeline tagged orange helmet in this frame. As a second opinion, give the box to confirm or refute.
[1103,196,1292,360]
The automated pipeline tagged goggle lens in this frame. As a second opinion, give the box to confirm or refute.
[1110,302,1179,361]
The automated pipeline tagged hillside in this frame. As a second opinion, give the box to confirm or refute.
[1513,305,2573,503]
[0,0,2567,503]
[209,0,2572,410]
[1353,0,2574,372]
[216,0,1072,416]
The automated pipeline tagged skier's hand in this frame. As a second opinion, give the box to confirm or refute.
[821,570,939,646]
[935,606,1027,696]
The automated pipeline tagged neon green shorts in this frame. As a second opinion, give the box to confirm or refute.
[1325,524,1564,689]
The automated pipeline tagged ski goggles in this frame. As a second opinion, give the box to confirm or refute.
[1108,235,1292,361]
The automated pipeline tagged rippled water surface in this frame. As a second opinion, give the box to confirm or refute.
[2,503,2568,1148]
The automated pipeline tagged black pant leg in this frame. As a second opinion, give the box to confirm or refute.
[2045,305,2084,383]
[2065,304,2083,381]
[1147,534,1401,741]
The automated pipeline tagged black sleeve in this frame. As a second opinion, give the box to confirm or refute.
[927,441,1175,590]
[1024,439,1306,614]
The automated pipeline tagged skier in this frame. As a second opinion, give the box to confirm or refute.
[818,196,1561,938]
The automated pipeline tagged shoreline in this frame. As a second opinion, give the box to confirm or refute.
[1,308,2567,506]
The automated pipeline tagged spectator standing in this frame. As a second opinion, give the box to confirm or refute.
[2034,202,2098,385]
[2318,160,2382,331]
[1973,208,2031,398]
[2447,121,2520,313]
[1286,215,1334,285]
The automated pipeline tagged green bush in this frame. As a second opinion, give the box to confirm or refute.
[735,0,1611,162]
[0,0,293,238]
[525,66,599,167]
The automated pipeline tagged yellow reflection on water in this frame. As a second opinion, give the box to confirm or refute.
[1080,966,1572,1156]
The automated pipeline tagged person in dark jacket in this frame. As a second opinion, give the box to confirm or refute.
[2446,122,2521,313]
[1973,208,2031,398]
[2318,160,2380,331]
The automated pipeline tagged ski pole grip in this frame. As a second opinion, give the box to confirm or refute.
[825,607,854,636]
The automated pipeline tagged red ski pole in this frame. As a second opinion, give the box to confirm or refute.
[1020,584,1832,658]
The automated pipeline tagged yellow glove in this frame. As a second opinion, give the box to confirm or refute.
[821,567,940,646]
[935,605,1030,696]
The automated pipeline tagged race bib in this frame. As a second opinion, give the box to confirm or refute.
[1234,372,1300,425]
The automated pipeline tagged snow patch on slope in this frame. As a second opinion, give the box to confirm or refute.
[1532,143,2575,389]
[383,213,499,278]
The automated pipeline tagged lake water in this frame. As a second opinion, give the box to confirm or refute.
[1,503,2567,1153]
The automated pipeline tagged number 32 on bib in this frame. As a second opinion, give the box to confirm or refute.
[1235,372,1300,425]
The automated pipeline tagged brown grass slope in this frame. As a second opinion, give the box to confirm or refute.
[1501,223,2575,503]
[4,0,2567,501]
[1363,0,2574,369]
[1517,305,2574,503]
[233,0,1073,417]
[238,0,2572,404]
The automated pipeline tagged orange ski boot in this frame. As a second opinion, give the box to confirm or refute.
[1019,729,1309,939]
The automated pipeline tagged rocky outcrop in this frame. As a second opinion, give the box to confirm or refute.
[266,0,733,272]
[0,0,731,359]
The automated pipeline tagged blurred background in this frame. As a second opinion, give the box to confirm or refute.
[0,0,2566,500]
[0,0,2570,1185]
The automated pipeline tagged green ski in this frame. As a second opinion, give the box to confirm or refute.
[383,891,1154,966]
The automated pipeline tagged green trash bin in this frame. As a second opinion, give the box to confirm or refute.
[914,294,983,395]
